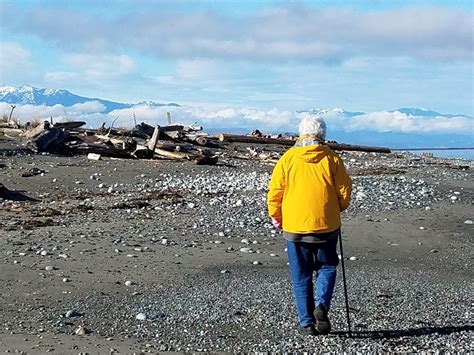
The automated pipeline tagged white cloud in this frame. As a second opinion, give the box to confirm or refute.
[346,111,474,134]
[69,101,105,113]
[0,42,34,76]
[0,102,67,122]
[64,54,135,74]
[62,54,136,79]
[3,102,471,135]
[44,71,79,84]
[4,5,472,62]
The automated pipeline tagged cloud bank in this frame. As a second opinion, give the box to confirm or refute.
[3,4,472,62]
[1,102,472,136]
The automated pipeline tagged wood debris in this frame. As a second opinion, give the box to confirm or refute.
[3,115,393,165]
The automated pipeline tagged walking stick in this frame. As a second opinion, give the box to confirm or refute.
[338,229,352,337]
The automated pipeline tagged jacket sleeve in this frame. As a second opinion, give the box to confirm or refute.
[334,156,352,211]
[267,156,286,220]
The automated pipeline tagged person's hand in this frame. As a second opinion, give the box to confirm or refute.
[272,218,282,229]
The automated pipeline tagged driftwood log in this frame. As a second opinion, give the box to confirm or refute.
[65,142,133,158]
[34,128,70,152]
[218,134,391,153]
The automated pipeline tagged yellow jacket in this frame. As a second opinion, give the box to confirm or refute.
[267,144,352,234]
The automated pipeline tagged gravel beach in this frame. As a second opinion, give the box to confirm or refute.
[1,138,472,353]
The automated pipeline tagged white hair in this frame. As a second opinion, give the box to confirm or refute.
[298,116,327,140]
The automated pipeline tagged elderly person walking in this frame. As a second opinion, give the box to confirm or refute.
[267,116,352,335]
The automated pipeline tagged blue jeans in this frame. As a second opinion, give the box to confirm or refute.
[286,230,339,327]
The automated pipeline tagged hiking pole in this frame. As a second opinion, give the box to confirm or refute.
[338,229,352,338]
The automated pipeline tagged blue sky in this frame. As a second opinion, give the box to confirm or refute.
[0,0,473,119]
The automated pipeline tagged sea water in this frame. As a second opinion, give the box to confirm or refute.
[412,149,474,161]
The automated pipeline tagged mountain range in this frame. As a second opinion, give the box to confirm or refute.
[0,85,180,113]
[1,85,471,120]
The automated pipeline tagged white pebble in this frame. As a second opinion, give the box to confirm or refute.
[125,280,133,287]
[349,256,357,261]
[45,265,55,271]
[241,238,250,244]
[136,313,147,321]
[252,261,262,265]
[464,219,473,224]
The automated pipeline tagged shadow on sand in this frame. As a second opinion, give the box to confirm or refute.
[332,325,473,339]
[1,188,37,202]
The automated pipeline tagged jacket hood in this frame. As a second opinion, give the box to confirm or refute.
[292,144,330,163]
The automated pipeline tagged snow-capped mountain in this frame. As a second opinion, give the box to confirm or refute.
[297,108,366,117]
[297,107,472,120]
[0,85,180,113]
[390,108,472,119]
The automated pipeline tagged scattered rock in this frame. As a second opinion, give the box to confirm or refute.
[74,325,89,336]
[136,313,147,321]
[65,310,81,318]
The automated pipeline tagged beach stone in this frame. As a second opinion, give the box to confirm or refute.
[464,219,473,224]
[220,269,230,274]
[239,247,253,253]
[252,261,262,265]
[349,256,358,261]
[65,310,81,318]
[74,325,88,336]
[45,265,55,271]
[125,280,133,287]
[136,313,147,321]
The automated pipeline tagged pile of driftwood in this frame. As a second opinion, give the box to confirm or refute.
[2,118,392,164]
[18,120,220,165]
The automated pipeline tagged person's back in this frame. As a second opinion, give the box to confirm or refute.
[269,143,351,234]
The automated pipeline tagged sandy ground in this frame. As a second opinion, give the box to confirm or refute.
[0,138,472,353]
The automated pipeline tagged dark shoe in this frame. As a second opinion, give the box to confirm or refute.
[314,304,331,335]
[299,324,317,336]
